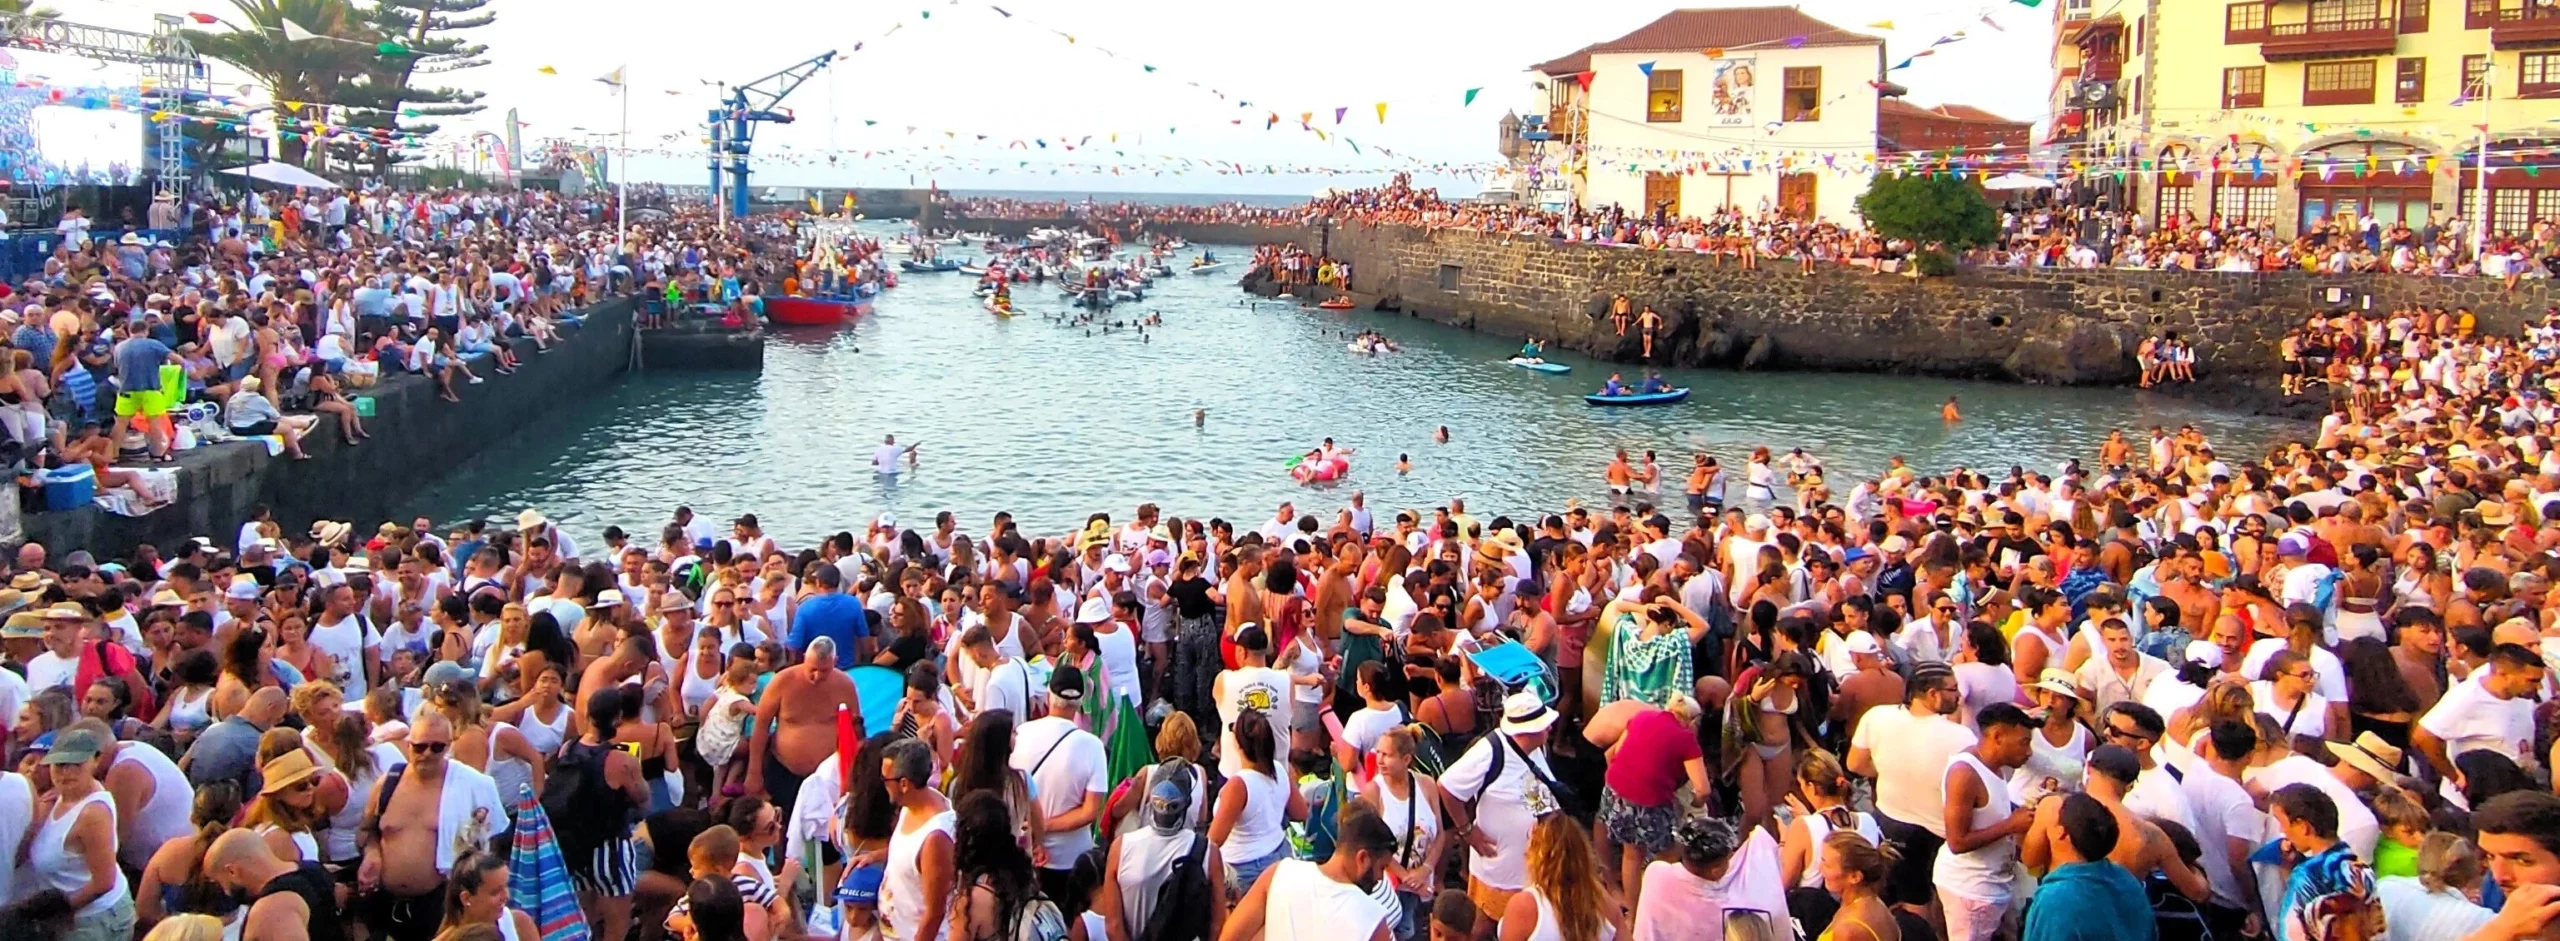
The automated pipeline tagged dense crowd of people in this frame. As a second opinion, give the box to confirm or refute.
[0,187,782,510]
[0,282,2557,941]
[942,178,2560,280]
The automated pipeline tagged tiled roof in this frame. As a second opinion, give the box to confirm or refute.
[1532,6,1881,73]
[1878,98,2028,125]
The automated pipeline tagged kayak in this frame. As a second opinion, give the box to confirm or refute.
[1507,357,1571,374]
[1584,388,1691,406]
[1317,298,1355,310]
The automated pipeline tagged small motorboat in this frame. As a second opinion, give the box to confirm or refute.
[1316,298,1356,311]
[1584,388,1692,406]
[958,264,990,277]
[765,295,867,327]
[1506,357,1571,374]
[1187,262,1227,275]
[899,258,961,273]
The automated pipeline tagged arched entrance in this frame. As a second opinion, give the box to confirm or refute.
[2156,144,2196,225]
[2295,140,2435,232]
[2214,142,2279,226]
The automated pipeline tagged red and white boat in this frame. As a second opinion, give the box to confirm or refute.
[764,295,871,327]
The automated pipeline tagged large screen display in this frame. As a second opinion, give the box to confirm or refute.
[28,105,144,185]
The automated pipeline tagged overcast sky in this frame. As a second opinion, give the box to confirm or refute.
[51,0,2061,194]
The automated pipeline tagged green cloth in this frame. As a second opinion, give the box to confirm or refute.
[2373,838,2420,879]
[1083,658,1155,792]
[1598,614,1693,707]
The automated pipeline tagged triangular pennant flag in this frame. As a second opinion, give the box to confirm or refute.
[1334,107,1347,124]
[2011,0,2042,7]
[187,12,217,23]
[279,18,320,42]
[1786,36,1807,48]
[1980,14,2006,30]
[536,65,557,75]
[1143,64,1155,72]
[1638,61,1656,77]
[596,66,626,86]
[1463,87,1482,106]
[1375,102,1387,123]
[1868,19,1894,29]
[1703,47,1723,58]
[376,41,410,56]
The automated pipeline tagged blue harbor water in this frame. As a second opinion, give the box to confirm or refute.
[405,231,2301,545]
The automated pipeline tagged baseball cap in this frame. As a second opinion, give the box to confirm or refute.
[44,728,101,765]
[2183,640,2225,668]
[1047,664,1087,703]
[1845,632,1884,658]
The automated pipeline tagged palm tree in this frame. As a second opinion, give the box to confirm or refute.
[184,0,378,167]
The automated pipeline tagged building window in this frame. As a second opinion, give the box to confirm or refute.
[1783,67,1822,121]
[2400,0,2428,32]
[2525,53,2560,97]
[2218,184,2278,226]
[2224,66,2266,108]
[2397,57,2427,103]
[1647,69,1683,122]
[2227,2,2269,41]
[1438,264,1461,293]
[2464,55,2489,99]
[2304,59,2378,105]
[2135,15,2146,53]
[2310,0,2383,27]
[2467,0,2500,29]
[2158,182,2194,222]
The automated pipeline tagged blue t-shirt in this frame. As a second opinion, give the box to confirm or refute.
[789,591,870,658]
[112,336,172,395]
[352,286,392,320]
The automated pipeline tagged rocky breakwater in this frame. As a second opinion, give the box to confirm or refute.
[1270,221,2560,400]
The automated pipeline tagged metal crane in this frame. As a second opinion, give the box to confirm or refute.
[707,49,835,219]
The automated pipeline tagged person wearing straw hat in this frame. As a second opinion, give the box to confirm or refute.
[1438,690,1562,928]
[2014,668,2091,803]
[2328,732,2410,791]
[244,749,328,865]
[26,602,91,693]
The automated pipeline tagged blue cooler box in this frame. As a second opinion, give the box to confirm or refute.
[40,465,94,511]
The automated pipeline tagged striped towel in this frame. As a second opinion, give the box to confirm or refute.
[508,784,591,941]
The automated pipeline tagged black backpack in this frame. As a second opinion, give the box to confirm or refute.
[542,740,607,853]
[1139,832,1215,941]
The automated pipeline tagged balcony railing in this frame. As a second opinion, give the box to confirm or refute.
[2259,16,2401,59]
[2473,0,2560,47]
[2083,56,2124,81]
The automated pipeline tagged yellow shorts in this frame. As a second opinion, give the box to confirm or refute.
[113,390,167,419]
[1467,876,1519,922]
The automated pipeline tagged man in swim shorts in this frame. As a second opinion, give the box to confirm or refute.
[110,319,180,463]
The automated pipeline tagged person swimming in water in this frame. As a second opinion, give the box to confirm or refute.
[1943,396,1962,422]
[1434,425,1450,443]
[1396,453,1411,474]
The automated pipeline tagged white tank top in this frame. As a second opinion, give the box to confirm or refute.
[1265,859,1391,941]
[1219,769,1289,863]
[515,701,572,758]
[1526,886,1618,941]
[1933,752,2019,903]
[1095,626,1142,707]
[680,649,722,716]
[1375,774,1442,869]
[1215,666,1291,778]
[113,745,196,864]
[33,790,129,917]
[880,807,956,941]
[2009,723,2091,799]
[256,823,320,863]
[167,686,214,732]
[1798,807,1884,888]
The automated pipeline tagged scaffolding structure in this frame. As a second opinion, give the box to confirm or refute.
[0,12,209,198]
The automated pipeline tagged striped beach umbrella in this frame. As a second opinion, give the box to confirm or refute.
[509,784,592,941]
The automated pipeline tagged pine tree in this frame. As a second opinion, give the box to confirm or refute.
[327,0,491,177]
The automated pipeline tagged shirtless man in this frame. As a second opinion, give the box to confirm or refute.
[1606,450,1635,509]
[577,629,671,720]
[746,635,859,816]
[361,711,506,941]
[2021,744,2209,902]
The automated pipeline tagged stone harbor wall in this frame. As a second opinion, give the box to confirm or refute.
[1301,221,2560,388]
[24,296,643,559]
